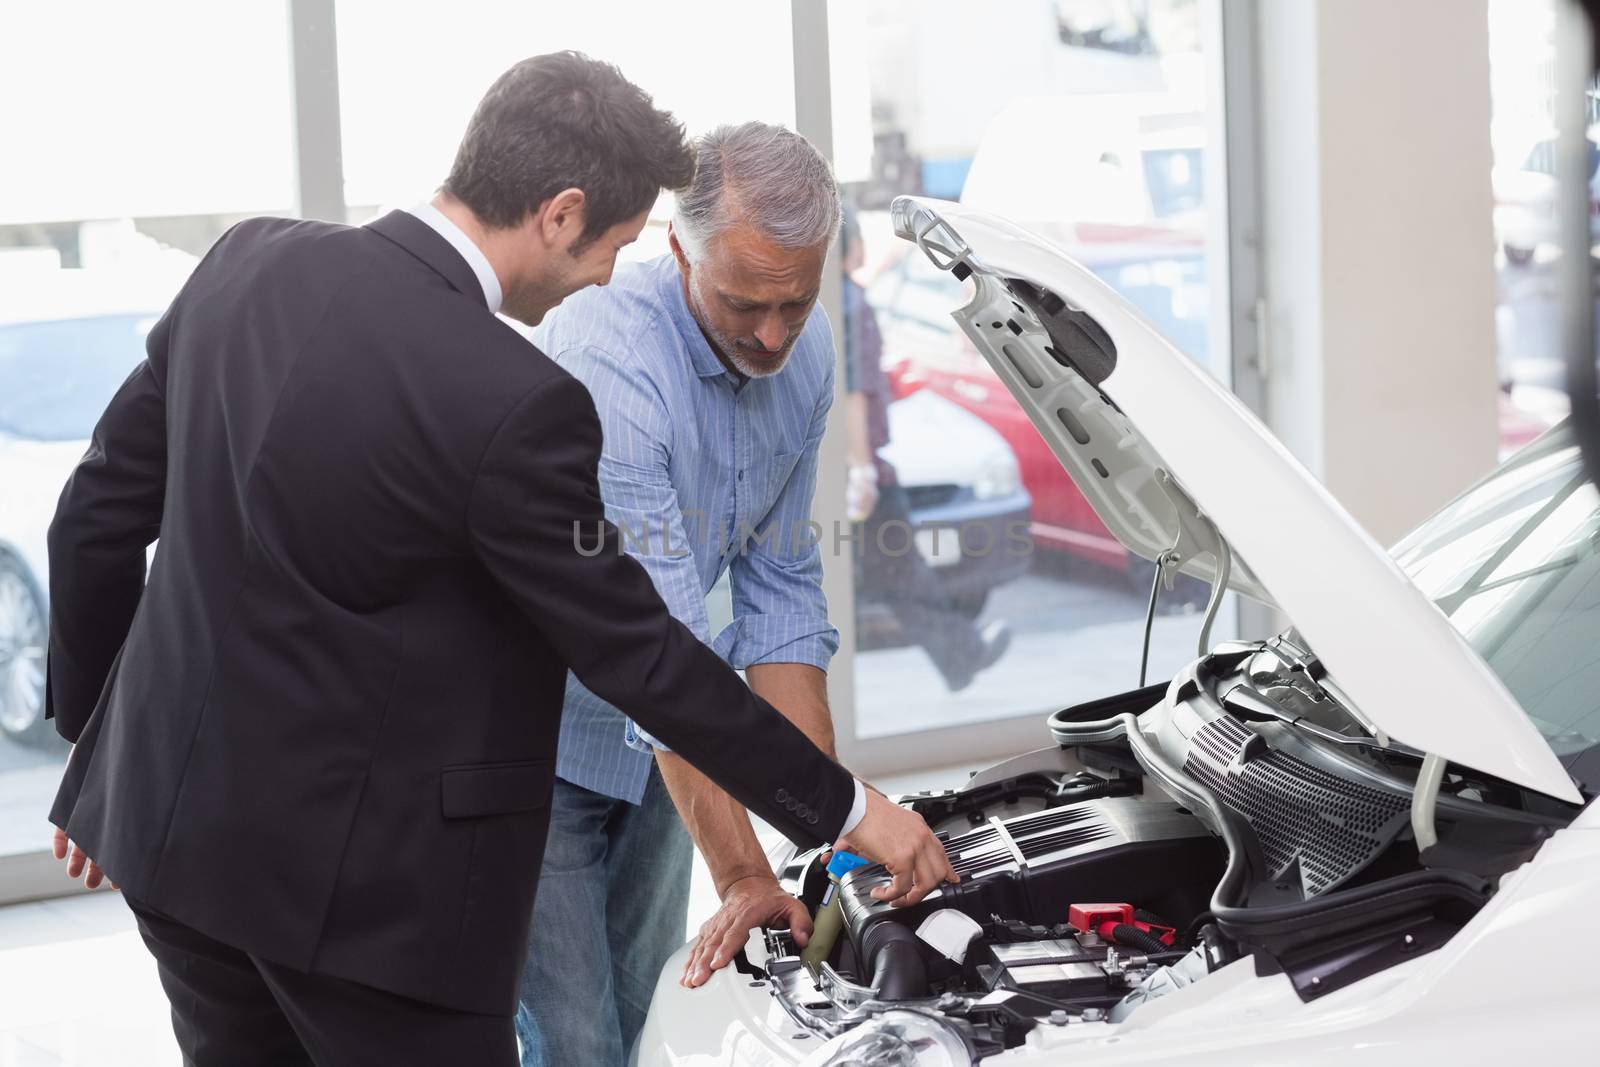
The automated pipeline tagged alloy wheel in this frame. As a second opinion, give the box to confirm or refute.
[0,559,47,740]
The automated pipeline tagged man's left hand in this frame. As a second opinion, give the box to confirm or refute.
[681,874,811,988]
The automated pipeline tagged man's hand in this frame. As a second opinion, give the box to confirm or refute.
[681,874,811,988]
[51,826,115,890]
[835,788,957,908]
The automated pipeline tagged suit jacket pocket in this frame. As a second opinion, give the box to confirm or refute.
[439,759,555,819]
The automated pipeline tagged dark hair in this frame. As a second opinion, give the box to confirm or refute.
[443,51,695,244]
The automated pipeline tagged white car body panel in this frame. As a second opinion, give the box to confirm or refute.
[637,814,1600,1066]
[887,197,1578,804]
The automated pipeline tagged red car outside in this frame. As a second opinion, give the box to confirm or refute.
[867,227,1557,589]
[867,226,1210,586]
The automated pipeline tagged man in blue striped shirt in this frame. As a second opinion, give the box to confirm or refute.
[516,123,847,1067]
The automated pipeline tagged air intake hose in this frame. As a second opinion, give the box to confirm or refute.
[862,922,931,1001]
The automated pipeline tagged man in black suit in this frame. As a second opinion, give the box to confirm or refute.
[44,51,954,1065]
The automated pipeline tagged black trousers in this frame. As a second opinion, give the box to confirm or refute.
[128,898,517,1067]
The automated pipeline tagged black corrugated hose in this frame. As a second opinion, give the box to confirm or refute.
[1108,923,1173,955]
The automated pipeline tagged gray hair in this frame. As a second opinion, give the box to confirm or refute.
[672,122,841,261]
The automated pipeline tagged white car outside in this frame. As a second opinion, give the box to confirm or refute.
[959,94,1206,236]
[633,199,1600,1065]
[0,266,187,743]
[1491,131,1600,264]
[705,388,1027,632]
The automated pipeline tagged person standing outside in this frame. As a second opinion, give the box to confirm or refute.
[840,205,1012,692]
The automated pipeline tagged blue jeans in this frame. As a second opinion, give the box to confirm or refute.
[516,765,693,1067]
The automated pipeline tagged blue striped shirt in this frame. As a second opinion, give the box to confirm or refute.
[535,254,839,805]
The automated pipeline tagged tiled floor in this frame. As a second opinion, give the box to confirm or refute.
[0,764,974,1065]
[0,893,179,1065]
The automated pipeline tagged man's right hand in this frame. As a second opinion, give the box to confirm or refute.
[833,788,957,908]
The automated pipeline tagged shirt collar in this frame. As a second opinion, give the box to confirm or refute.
[406,200,503,314]
[658,257,739,381]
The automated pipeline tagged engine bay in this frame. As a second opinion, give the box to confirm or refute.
[757,768,1231,1057]
[744,637,1579,1058]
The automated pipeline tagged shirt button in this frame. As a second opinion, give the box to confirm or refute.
[738,470,745,481]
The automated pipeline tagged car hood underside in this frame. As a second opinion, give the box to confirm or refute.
[889,196,1580,803]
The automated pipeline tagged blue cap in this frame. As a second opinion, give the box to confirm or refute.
[827,850,871,879]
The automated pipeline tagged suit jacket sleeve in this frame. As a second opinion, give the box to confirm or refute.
[45,313,171,743]
[467,373,855,846]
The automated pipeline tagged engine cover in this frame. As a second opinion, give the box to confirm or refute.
[838,796,1224,964]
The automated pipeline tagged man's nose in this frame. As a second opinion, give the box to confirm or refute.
[754,313,788,353]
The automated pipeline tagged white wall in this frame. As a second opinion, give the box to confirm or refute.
[1257,0,1500,546]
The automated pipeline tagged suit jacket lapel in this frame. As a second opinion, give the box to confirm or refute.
[368,210,487,308]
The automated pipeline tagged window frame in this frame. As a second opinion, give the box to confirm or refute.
[796,0,1265,776]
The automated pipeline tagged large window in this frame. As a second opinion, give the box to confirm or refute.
[826,0,1236,748]
[1488,0,1581,455]
[0,3,295,886]
[0,0,1255,895]
[336,0,797,262]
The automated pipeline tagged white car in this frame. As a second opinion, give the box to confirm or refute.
[959,95,1206,236]
[705,389,1029,631]
[877,389,1031,613]
[1492,133,1600,265]
[635,198,1600,1065]
[0,271,181,745]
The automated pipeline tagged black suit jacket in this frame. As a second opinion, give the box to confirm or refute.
[46,211,855,1015]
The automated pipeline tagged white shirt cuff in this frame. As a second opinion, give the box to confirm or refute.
[837,778,868,839]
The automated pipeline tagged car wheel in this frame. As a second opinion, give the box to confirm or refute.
[0,554,51,747]
[949,590,989,620]
[1504,244,1534,266]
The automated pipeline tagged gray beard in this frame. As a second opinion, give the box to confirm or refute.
[689,282,794,379]
[724,340,792,379]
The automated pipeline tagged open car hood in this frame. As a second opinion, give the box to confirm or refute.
[891,197,1581,804]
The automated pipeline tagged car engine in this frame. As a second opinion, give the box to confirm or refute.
[758,755,1229,1056]
[749,641,1571,1059]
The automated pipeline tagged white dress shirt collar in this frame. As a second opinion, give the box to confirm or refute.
[405,200,503,314]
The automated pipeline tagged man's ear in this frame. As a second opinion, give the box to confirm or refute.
[666,222,692,274]
[538,187,587,248]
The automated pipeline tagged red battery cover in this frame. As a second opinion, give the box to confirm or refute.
[1068,903,1134,933]
[1068,903,1177,947]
